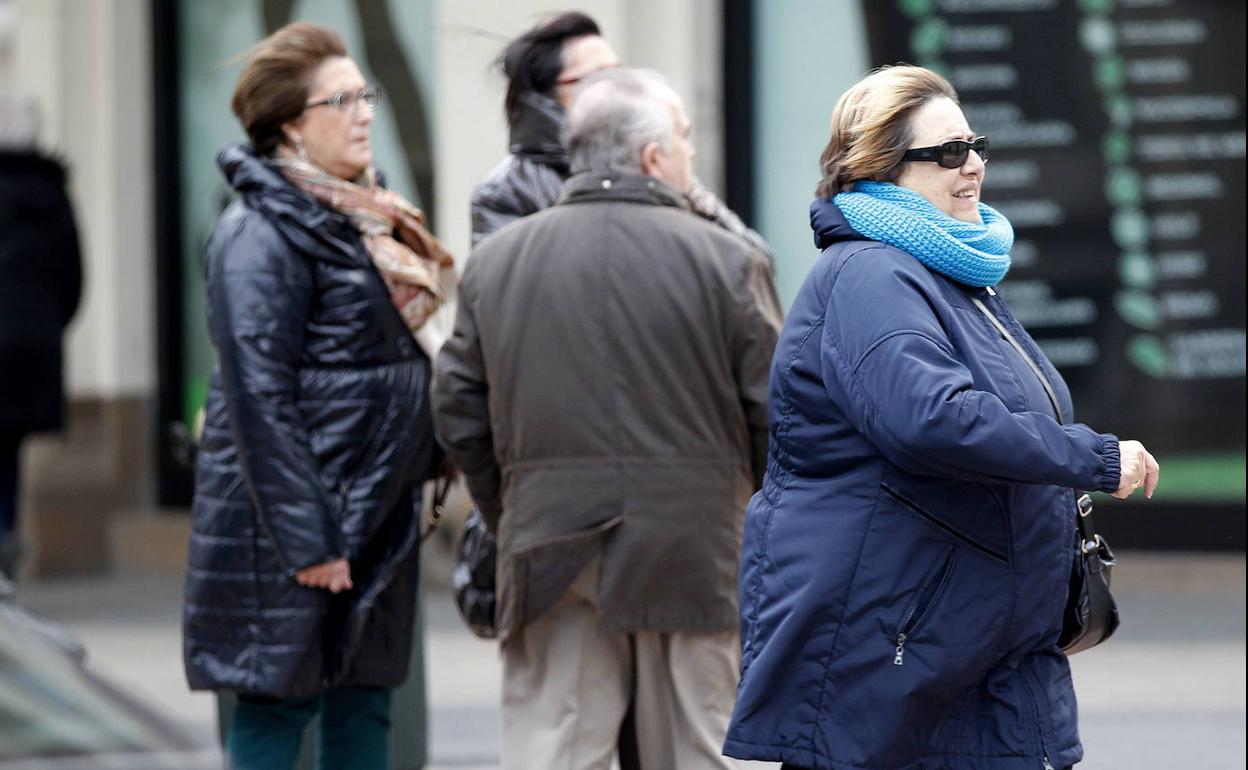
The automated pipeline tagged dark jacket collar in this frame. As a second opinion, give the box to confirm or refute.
[217,143,361,265]
[218,142,326,225]
[558,170,690,211]
[508,91,569,172]
[810,195,867,249]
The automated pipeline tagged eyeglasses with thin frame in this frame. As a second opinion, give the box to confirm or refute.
[902,136,989,169]
[304,86,382,113]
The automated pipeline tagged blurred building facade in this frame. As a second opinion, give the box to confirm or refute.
[4,0,1243,577]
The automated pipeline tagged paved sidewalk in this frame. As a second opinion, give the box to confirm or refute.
[15,551,1246,769]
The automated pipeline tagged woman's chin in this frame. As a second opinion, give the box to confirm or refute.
[952,202,982,224]
[339,148,372,179]
[332,158,370,181]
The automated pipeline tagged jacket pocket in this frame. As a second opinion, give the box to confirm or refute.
[881,483,1008,564]
[891,546,957,667]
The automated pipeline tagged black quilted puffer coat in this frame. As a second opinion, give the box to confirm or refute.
[183,144,437,698]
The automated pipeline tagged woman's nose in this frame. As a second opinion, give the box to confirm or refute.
[964,149,985,176]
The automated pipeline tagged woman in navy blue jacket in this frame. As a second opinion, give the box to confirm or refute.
[724,66,1158,770]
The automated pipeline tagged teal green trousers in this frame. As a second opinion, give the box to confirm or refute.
[226,686,392,770]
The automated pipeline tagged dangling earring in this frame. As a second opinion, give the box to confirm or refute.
[292,133,308,163]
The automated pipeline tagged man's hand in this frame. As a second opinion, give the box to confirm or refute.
[1111,440,1160,500]
[295,558,353,593]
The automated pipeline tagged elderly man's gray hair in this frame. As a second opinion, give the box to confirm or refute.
[563,68,681,175]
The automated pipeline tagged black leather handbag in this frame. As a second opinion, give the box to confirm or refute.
[451,508,498,639]
[1058,493,1120,654]
[971,295,1121,656]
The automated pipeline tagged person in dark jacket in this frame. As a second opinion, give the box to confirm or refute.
[434,69,780,770]
[471,11,770,258]
[724,65,1160,770]
[0,141,83,578]
[181,23,452,770]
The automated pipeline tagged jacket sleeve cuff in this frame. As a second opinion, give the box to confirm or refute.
[1093,433,1121,493]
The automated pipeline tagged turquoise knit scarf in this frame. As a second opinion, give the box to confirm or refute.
[834,181,1014,287]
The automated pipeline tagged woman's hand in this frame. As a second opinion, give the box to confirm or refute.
[1112,440,1160,500]
[295,558,353,593]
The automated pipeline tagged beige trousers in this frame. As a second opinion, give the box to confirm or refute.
[501,559,746,770]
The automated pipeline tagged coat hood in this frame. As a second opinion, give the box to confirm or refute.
[809,196,866,250]
[217,143,360,266]
[507,91,569,172]
[218,143,326,226]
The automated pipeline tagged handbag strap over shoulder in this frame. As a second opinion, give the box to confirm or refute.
[970,291,1065,424]
[970,290,1104,548]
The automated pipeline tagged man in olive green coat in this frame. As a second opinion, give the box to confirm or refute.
[433,69,779,770]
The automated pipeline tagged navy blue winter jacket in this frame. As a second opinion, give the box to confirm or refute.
[724,199,1122,770]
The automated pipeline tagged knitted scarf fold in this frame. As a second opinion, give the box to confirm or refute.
[834,181,1013,287]
[273,148,455,334]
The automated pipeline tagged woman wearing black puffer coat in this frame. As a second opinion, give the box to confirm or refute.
[182,23,453,770]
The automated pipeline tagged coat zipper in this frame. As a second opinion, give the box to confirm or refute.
[892,548,957,666]
[893,633,909,666]
[1019,659,1057,770]
[985,288,1065,770]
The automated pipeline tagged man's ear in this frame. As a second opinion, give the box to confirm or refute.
[640,141,662,178]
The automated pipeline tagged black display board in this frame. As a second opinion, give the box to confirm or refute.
[862,0,1245,501]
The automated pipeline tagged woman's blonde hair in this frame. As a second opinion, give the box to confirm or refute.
[814,65,958,199]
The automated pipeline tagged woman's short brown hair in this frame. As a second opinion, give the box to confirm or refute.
[231,22,348,156]
[814,65,958,199]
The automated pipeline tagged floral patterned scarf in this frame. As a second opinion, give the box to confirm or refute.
[273,148,455,335]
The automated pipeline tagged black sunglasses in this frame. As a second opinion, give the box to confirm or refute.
[304,86,382,113]
[902,136,989,169]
